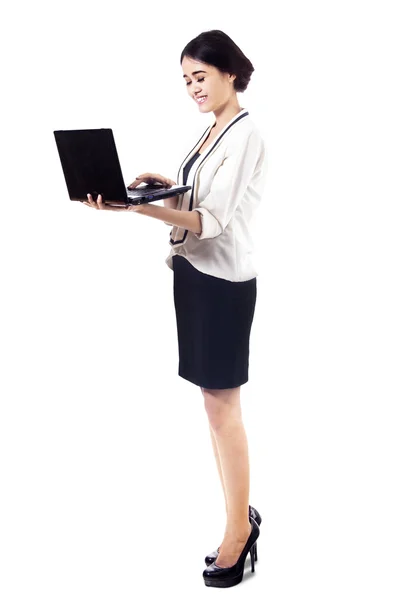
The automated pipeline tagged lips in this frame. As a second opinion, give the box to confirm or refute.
[195,95,208,104]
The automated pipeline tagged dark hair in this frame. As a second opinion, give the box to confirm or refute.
[180,30,254,93]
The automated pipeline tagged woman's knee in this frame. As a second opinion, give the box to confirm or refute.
[202,387,241,430]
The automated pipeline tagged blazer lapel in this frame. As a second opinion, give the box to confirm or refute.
[170,108,250,246]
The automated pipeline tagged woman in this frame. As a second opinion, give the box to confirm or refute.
[84,29,267,588]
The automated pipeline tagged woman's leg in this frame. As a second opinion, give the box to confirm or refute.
[201,387,229,516]
[209,422,229,515]
[203,385,252,568]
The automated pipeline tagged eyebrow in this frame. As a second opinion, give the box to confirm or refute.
[182,70,207,78]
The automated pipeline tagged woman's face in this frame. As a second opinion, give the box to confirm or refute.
[181,56,235,113]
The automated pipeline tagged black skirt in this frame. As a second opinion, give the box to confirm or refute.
[172,254,257,389]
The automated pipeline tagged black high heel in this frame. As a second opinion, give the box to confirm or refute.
[204,505,262,566]
[202,516,260,588]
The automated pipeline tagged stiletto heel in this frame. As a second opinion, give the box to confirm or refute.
[254,541,258,561]
[250,543,256,572]
[202,516,260,588]
[204,505,262,566]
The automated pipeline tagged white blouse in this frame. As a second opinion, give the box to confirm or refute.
[165,107,268,282]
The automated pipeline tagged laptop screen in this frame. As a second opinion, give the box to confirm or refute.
[54,128,127,201]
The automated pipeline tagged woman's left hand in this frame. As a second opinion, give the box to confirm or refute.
[83,193,145,213]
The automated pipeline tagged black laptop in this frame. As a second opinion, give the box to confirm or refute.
[53,128,191,206]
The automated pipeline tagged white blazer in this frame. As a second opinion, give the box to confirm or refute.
[165,107,268,282]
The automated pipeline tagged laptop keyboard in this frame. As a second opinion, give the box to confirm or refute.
[127,186,165,195]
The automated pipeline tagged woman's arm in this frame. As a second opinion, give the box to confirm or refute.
[162,195,179,225]
[163,195,179,210]
[140,203,202,234]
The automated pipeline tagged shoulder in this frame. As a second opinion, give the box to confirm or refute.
[222,117,265,155]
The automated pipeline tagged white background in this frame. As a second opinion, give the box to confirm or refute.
[1,1,399,598]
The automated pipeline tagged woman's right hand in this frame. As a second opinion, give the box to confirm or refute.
[127,173,176,190]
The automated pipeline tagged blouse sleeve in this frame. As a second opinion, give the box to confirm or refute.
[192,130,264,240]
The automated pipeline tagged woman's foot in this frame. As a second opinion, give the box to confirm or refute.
[214,522,252,568]
[204,506,262,566]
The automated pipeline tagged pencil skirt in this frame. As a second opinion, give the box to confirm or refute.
[172,254,257,389]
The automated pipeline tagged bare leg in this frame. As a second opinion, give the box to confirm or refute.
[202,386,229,516]
[209,422,229,516]
[203,386,252,568]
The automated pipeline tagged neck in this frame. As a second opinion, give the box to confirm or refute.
[212,102,243,131]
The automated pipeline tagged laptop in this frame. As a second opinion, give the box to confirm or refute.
[53,128,191,206]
